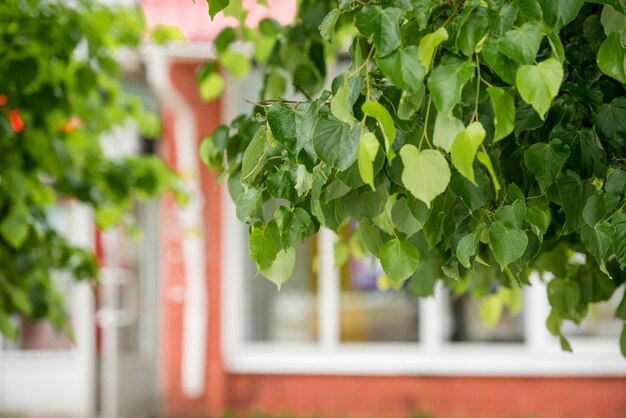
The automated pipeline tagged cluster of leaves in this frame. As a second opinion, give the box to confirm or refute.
[0,0,182,339]
[201,0,626,355]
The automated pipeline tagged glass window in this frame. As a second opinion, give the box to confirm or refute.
[340,255,419,343]
[244,236,318,342]
[443,292,525,343]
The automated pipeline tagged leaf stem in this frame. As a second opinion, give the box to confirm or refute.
[418,96,433,149]
[471,54,482,123]
[364,45,376,100]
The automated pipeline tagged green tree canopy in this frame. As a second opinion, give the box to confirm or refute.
[200,0,626,356]
[0,0,182,339]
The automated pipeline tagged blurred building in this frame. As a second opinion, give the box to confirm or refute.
[0,1,625,418]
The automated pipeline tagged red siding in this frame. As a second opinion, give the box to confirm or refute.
[227,375,626,418]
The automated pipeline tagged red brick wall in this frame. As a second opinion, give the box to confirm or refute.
[158,62,626,418]
[227,374,626,418]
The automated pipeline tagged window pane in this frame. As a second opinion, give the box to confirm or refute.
[443,292,525,343]
[340,255,419,343]
[562,289,623,338]
[244,236,318,342]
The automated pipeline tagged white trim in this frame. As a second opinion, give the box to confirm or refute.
[318,229,339,351]
[224,346,626,376]
[145,53,208,399]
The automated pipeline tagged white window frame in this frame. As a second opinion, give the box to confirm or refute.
[221,73,626,377]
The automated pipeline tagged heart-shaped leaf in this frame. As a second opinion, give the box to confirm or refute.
[488,221,528,268]
[400,146,451,207]
[379,238,420,285]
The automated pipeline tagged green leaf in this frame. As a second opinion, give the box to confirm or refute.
[331,74,354,127]
[546,309,563,336]
[214,27,236,53]
[583,191,620,226]
[0,311,17,340]
[612,211,626,268]
[362,100,395,161]
[487,86,515,141]
[537,0,585,30]
[597,32,626,83]
[477,151,501,196]
[235,186,262,223]
[400,146,451,208]
[357,132,380,190]
[267,103,298,154]
[601,4,626,35]
[593,98,626,156]
[0,205,29,249]
[206,0,229,19]
[593,0,626,15]
[151,24,186,44]
[433,112,465,152]
[495,200,526,230]
[560,334,573,352]
[605,167,626,197]
[516,58,563,120]
[456,224,485,268]
[391,197,423,237]
[450,121,486,184]
[241,127,267,182]
[547,31,566,63]
[267,167,296,201]
[198,71,225,102]
[275,207,313,248]
[547,278,581,312]
[518,0,543,22]
[354,6,405,56]
[524,206,549,237]
[479,294,504,328]
[249,225,278,271]
[379,238,420,285]
[296,94,326,158]
[449,169,489,212]
[313,115,359,171]
[428,60,476,114]
[594,222,616,262]
[557,171,590,233]
[418,27,449,71]
[397,88,425,120]
[260,247,296,290]
[481,39,519,85]
[458,11,490,57]
[359,218,386,257]
[523,139,570,191]
[552,126,608,179]
[220,50,251,80]
[489,221,528,268]
[377,46,426,94]
[497,22,543,65]
[320,8,340,42]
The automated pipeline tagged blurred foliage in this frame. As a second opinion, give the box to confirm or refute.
[0,0,183,339]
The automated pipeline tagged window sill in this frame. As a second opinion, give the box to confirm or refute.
[224,344,626,376]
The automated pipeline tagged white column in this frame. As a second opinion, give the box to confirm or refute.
[419,282,444,352]
[318,228,340,351]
